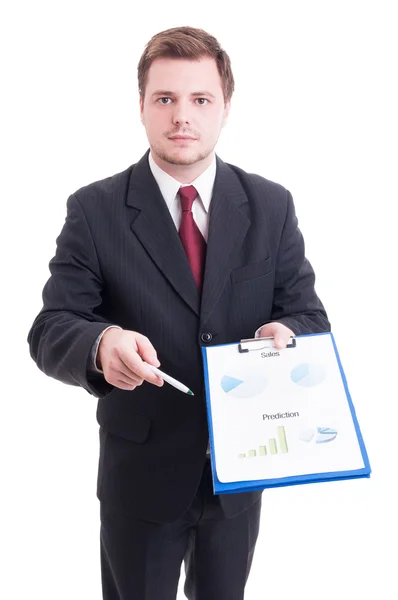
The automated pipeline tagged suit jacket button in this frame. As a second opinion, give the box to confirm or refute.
[201,332,213,343]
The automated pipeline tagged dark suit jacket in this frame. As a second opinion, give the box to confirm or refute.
[28,150,330,523]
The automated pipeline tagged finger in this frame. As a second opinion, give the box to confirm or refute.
[134,333,161,367]
[104,370,143,388]
[273,336,289,349]
[118,347,163,386]
[117,373,144,386]
[113,379,139,391]
[273,330,294,349]
[107,372,163,390]
[257,324,274,338]
[110,358,145,384]
[126,333,163,384]
[105,356,143,383]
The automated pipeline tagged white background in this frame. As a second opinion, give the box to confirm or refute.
[1,1,397,598]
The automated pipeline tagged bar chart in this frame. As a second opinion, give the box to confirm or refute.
[238,426,289,458]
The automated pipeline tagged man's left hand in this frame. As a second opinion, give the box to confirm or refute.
[257,322,295,349]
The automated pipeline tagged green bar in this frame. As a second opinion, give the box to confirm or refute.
[248,449,256,457]
[269,439,277,455]
[277,426,288,453]
[238,453,246,459]
[259,445,267,456]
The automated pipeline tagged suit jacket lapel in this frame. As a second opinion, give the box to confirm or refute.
[201,156,250,324]
[126,151,201,316]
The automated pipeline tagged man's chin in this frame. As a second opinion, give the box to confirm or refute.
[155,148,209,167]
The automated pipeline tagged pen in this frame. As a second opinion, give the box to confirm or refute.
[146,364,194,395]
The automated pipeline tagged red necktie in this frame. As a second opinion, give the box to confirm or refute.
[178,185,206,291]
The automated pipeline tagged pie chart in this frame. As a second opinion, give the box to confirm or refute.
[300,427,338,444]
[221,374,268,398]
[291,363,326,387]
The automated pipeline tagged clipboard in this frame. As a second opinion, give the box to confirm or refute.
[238,335,296,353]
[201,332,371,494]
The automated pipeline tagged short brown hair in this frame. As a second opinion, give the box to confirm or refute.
[137,26,234,103]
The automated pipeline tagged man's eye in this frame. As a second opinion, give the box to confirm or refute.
[158,98,172,105]
[196,98,208,105]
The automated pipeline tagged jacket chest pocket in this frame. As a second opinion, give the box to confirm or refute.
[230,257,273,284]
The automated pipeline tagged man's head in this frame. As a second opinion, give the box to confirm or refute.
[138,26,234,179]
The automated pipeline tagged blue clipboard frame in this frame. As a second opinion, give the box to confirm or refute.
[201,332,371,494]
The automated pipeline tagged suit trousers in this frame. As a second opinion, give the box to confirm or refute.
[100,459,262,600]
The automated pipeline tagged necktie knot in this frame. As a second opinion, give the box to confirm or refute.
[179,185,198,212]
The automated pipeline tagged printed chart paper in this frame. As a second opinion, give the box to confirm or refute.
[202,333,371,493]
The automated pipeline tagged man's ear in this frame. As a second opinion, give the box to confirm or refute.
[222,100,231,127]
[139,96,145,125]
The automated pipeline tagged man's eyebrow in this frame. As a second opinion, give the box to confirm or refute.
[151,90,216,99]
[191,91,216,99]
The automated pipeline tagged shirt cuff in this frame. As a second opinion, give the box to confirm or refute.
[254,325,266,338]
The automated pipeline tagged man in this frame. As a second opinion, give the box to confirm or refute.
[28,25,330,600]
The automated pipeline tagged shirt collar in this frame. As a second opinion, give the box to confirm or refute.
[148,151,216,212]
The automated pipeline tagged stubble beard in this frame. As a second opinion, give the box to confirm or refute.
[152,140,214,167]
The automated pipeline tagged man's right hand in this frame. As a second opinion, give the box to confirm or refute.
[97,328,164,391]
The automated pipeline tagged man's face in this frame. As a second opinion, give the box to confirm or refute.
[140,57,230,168]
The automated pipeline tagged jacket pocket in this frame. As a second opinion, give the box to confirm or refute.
[231,257,272,283]
[97,392,152,443]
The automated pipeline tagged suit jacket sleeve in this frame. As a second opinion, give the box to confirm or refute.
[270,190,330,335]
[27,193,114,397]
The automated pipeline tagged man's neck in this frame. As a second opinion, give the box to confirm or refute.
[150,151,214,184]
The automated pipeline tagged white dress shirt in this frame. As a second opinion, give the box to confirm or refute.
[148,151,216,241]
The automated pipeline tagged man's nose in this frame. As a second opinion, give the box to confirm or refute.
[172,101,191,126]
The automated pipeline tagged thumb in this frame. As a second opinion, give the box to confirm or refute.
[273,336,285,350]
[257,323,284,349]
[134,333,160,367]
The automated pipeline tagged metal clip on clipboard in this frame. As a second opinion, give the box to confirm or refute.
[238,336,296,353]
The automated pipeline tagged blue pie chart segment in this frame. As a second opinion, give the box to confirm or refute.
[316,427,337,443]
[221,376,244,393]
[221,375,267,398]
[300,427,338,444]
[291,363,326,387]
